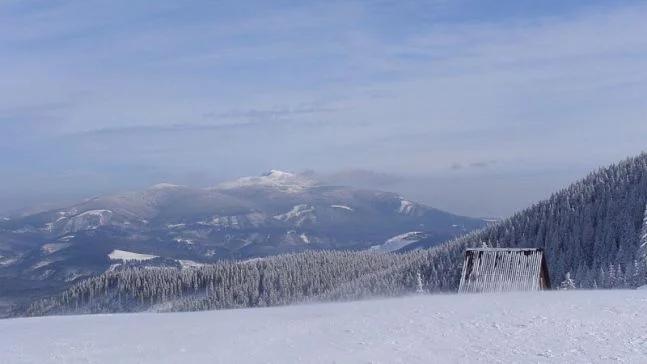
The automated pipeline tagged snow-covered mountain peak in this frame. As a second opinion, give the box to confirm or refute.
[217,170,317,192]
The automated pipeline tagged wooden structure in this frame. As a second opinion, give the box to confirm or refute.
[458,248,551,293]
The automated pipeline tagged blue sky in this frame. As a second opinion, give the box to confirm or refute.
[1,0,647,217]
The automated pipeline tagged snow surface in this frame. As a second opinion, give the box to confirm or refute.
[63,209,113,233]
[273,204,316,226]
[0,257,18,267]
[2,290,646,363]
[173,237,194,245]
[31,258,61,270]
[178,259,204,269]
[43,222,54,232]
[373,231,424,252]
[166,223,186,229]
[76,209,113,218]
[398,199,416,215]
[41,243,72,254]
[299,232,310,244]
[331,204,354,212]
[108,250,158,262]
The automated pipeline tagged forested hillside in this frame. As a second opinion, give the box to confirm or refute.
[452,152,647,288]
[22,153,647,317]
[24,248,460,316]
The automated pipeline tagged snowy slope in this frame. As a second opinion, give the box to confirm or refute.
[108,250,158,262]
[372,231,426,252]
[2,290,646,363]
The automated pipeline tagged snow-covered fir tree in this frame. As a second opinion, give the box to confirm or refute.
[637,204,647,287]
[560,272,576,290]
[416,271,425,294]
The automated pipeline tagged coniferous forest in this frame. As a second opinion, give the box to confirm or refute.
[23,153,647,316]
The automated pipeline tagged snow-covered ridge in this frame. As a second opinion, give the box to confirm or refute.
[217,170,316,192]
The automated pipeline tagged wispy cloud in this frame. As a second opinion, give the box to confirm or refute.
[203,105,339,121]
[67,117,329,137]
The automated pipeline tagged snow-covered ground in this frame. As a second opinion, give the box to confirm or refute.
[372,231,425,252]
[1,290,647,363]
[108,249,158,262]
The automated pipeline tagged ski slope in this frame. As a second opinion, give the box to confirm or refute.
[1,290,646,363]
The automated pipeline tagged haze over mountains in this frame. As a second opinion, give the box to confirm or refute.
[0,170,485,314]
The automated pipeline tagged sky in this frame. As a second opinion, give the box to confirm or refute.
[1,0,647,218]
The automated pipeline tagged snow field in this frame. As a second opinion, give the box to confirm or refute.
[1,290,646,363]
[108,250,158,262]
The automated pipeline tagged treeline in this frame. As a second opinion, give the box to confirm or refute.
[24,153,647,316]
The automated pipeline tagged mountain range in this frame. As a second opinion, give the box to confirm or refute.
[0,170,485,314]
